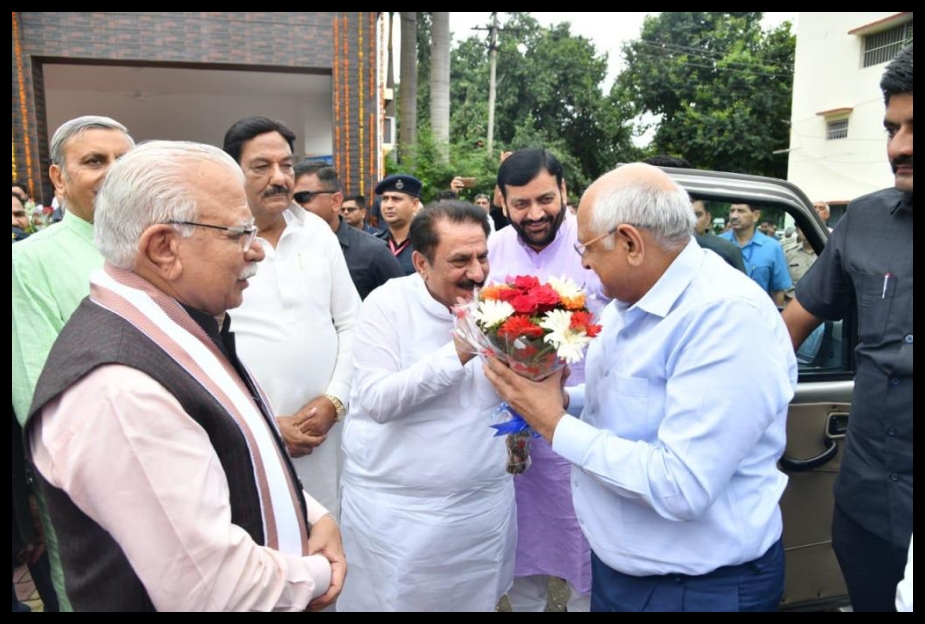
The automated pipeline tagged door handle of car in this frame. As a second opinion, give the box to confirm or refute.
[826,412,849,438]
[780,437,838,473]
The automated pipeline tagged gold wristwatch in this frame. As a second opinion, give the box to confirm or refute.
[324,393,347,421]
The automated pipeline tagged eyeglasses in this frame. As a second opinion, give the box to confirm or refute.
[167,220,259,252]
[293,190,337,204]
[573,227,617,257]
[341,206,362,214]
[12,210,28,218]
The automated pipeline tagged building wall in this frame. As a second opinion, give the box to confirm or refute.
[786,12,907,205]
[12,12,381,203]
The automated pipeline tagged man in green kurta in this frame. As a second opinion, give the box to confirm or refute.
[12,115,134,610]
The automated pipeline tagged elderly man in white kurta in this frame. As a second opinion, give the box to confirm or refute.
[224,117,361,519]
[338,201,516,612]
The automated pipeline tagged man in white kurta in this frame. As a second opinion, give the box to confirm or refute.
[338,201,516,612]
[224,117,361,520]
[232,204,359,518]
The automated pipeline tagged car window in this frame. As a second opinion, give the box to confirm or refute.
[693,194,855,379]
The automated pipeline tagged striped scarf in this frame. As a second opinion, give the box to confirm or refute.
[89,264,308,555]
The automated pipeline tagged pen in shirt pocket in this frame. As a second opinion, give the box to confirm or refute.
[881,273,893,300]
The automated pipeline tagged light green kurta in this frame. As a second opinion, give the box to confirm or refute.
[12,212,102,421]
[12,211,102,612]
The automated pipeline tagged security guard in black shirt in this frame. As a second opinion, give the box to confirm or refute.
[783,44,913,613]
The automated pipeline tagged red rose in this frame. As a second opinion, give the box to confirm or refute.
[496,287,519,302]
[530,285,561,310]
[510,293,539,315]
[512,275,540,291]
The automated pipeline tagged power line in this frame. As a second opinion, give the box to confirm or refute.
[631,39,793,73]
[627,49,793,79]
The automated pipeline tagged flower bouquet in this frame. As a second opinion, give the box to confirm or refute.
[454,275,601,474]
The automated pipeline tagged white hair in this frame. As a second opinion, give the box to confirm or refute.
[94,140,245,269]
[590,173,695,252]
[49,115,134,172]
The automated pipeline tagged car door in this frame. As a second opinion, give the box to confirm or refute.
[661,167,854,611]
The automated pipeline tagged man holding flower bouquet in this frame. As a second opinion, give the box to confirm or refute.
[485,163,798,612]
[338,200,516,612]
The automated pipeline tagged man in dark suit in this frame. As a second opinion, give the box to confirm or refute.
[341,194,382,235]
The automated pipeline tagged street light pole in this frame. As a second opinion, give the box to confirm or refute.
[486,12,499,157]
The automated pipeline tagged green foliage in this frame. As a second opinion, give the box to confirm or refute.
[614,12,795,179]
[385,127,499,204]
[447,14,640,196]
[397,12,639,199]
[415,12,433,129]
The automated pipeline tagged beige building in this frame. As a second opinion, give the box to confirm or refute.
[786,12,912,217]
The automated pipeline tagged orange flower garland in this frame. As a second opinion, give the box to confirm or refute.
[333,16,341,176]
[357,13,365,197]
[12,12,34,197]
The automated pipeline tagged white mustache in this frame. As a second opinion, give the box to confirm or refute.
[238,263,259,281]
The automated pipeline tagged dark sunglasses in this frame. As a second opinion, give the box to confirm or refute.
[293,190,337,204]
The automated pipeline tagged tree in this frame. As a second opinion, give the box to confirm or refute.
[398,12,418,162]
[448,13,639,195]
[429,12,451,162]
[614,12,795,179]
[385,126,499,204]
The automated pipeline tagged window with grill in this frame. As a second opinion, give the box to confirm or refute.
[863,22,913,68]
[827,118,849,141]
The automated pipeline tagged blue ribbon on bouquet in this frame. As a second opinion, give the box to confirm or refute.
[490,402,540,437]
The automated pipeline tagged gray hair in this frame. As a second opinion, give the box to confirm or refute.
[49,115,134,172]
[590,173,695,252]
[94,140,245,269]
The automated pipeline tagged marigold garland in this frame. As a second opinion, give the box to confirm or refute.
[12,12,34,197]
[367,12,376,196]
[333,16,341,176]
[357,13,365,198]
[342,15,350,188]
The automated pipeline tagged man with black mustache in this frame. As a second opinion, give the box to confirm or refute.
[374,173,423,275]
[487,149,607,612]
[223,117,361,522]
[783,43,913,612]
[338,201,516,611]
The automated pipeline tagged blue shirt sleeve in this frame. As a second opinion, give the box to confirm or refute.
[769,242,792,292]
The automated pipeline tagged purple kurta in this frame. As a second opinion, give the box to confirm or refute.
[487,212,606,594]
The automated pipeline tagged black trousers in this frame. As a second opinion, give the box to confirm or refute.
[832,504,909,612]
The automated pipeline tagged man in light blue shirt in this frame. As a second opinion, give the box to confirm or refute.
[484,163,798,612]
[720,203,791,305]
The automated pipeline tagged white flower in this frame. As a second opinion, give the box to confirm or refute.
[473,298,516,328]
[544,328,593,364]
[547,275,583,301]
[540,308,593,363]
[538,308,573,334]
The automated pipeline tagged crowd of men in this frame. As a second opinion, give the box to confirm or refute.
[10,43,911,612]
